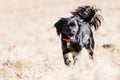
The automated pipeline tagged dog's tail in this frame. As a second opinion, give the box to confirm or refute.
[71,5,103,30]
[88,7,103,30]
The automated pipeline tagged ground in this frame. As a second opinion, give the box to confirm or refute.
[0,0,120,80]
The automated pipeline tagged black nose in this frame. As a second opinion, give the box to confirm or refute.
[69,33,74,36]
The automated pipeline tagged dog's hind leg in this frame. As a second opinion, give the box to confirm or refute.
[87,48,94,59]
[85,38,94,59]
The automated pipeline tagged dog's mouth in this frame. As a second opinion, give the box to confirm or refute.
[69,36,75,40]
[63,36,75,42]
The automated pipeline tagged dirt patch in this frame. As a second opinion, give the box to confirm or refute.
[102,44,115,49]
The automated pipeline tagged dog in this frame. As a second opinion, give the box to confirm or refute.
[54,5,103,66]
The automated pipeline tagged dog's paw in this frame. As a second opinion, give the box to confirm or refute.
[64,53,74,66]
[65,59,72,66]
[65,59,74,66]
[89,55,93,60]
[73,56,78,65]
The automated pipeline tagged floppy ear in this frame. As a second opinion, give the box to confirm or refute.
[54,18,65,36]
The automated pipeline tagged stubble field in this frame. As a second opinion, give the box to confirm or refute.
[0,0,120,80]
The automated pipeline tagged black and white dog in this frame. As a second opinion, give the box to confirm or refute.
[54,5,103,66]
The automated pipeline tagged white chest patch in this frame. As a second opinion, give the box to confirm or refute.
[66,42,80,56]
[67,42,71,48]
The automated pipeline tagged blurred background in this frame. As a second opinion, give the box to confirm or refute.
[0,0,120,80]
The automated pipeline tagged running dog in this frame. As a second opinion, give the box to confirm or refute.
[54,5,103,66]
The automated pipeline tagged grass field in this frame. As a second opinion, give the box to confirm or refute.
[0,0,120,80]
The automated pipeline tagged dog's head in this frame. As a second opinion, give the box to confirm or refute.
[54,16,80,41]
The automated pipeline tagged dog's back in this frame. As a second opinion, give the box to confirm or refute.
[80,22,93,45]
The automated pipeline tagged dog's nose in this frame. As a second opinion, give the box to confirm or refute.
[69,33,74,36]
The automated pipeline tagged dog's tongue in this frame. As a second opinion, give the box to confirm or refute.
[70,36,75,40]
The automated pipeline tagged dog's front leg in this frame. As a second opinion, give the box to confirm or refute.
[62,41,74,66]
[73,52,79,64]
[63,51,74,66]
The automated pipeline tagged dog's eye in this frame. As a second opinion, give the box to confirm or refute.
[64,25,69,27]
[70,23,75,26]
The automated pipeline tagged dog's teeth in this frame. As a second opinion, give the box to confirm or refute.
[70,36,75,40]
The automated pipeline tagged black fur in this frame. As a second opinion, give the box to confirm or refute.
[71,5,103,30]
[54,5,103,66]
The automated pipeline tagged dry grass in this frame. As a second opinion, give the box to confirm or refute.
[0,0,120,80]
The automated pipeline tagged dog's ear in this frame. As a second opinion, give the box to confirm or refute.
[54,18,66,36]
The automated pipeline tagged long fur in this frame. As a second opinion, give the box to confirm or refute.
[71,5,103,30]
[54,18,65,35]
[54,5,103,66]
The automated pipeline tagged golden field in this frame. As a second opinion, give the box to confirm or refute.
[0,0,120,80]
